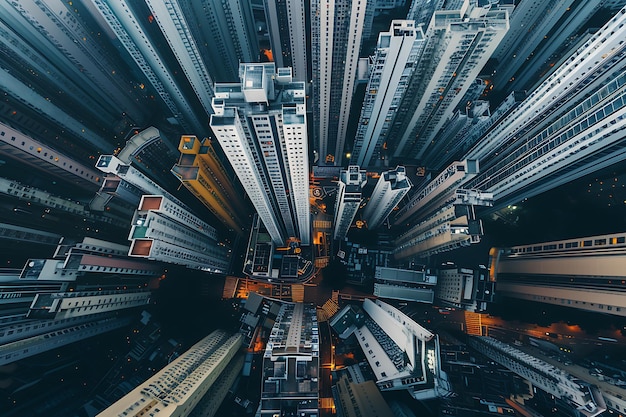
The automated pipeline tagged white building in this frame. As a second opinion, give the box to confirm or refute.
[311,0,371,165]
[489,232,626,316]
[260,303,319,416]
[90,0,207,133]
[497,0,616,94]
[470,337,606,417]
[98,330,243,417]
[351,20,425,167]
[177,0,258,81]
[263,0,308,82]
[333,166,367,241]
[363,166,412,230]
[392,160,493,259]
[143,0,215,118]
[462,5,626,210]
[435,265,493,312]
[374,266,437,303]
[0,237,161,366]
[128,195,229,272]
[0,122,104,190]
[390,0,510,161]
[210,63,310,246]
[330,299,451,400]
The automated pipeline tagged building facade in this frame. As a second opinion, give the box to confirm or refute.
[489,232,626,316]
[210,63,310,246]
[351,20,425,168]
[172,135,251,234]
[333,166,367,241]
[363,166,412,230]
[388,0,509,163]
[330,299,451,400]
[469,336,606,417]
[128,195,230,272]
[263,0,309,82]
[311,0,372,165]
[462,6,626,210]
[0,237,162,366]
[98,330,243,417]
[435,265,493,312]
[260,302,319,416]
[392,160,492,260]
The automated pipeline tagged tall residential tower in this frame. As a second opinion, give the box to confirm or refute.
[333,166,367,241]
[389,0,509,163]
[363,166,412,230]
[210,64,310,246]
[312,0,372,165]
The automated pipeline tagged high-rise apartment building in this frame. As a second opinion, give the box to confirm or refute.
[422,91,526,172]
[263,0,309,82]
[178,0,258,82]
[492,0,622,96]
[351,20,425,168]
[210,63,310,246]
[95,152,181,209]
[172,135,251,234]
[311,0,372,165]
[129,195,230,273]
[333,364,394,417]
[0,237,161,366]
[363,166,412,230]
[388,0,509,163]
[115,127,182,200]
[489,232,626,317]
[90,0,209,134]
[260,302,319,416]
[462,6,626,210]
[0,123,103,193]
[330,299,451,400]
[0,0,147,154]
[392,160,492,259]
[98,330,243,417]
[373,266,437,303]
[435,265,493,312]
[333,166,367,241]
[418,99,490,171]
[469,337,606,417]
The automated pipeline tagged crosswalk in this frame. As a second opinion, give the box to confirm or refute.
[313,220,332,229]
[464,311,484,336]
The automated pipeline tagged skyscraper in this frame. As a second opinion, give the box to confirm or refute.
[260,302,319,416]
[177,0,259,82]
[462,6,626,210]
[330,299,451,400]
[263,0,309,82]
[3,1,626,415]
[491,0,616,96]
[363,166,412,230]
[392,160,492,259]
[172,135,251,234]
[469,337,606,417]
[333,165,367,241]
[351,20,425,168]
[388,0,509,163]
[0,237,161,366]
[489,232,626,316]
[90,0,210,134]
[128,195,230,272]
[210,63,310,246]
[0,0,147,151]
[98,330,243,417]
[312,0,372,165]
